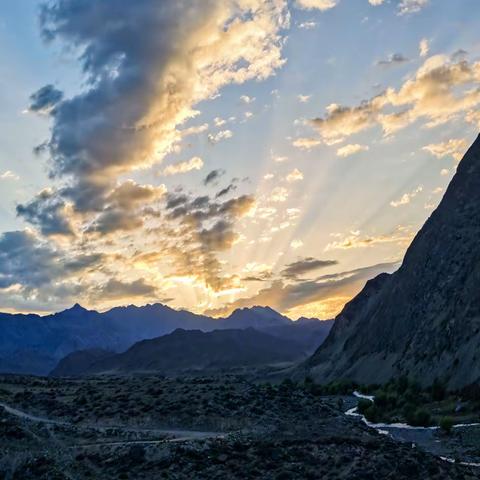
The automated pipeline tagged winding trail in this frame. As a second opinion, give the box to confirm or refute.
[0,401,225,445]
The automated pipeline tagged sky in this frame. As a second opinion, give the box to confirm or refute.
[0,0,479,318]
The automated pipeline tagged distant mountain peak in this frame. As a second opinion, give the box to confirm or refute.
[65,303,89,313]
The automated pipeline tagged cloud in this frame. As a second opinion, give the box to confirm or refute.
[204,169,226,186]
[452,49,468,62]
[466,110,480,129]
[397,0,429,16]
[0,171,19,181]
[28,84,63,114]
[198,220,238,252]
[292,137,322,150]
[161,193,255,291]
[281,257,337,280]
[290,239,304,249]
[86,181,166,234]
[216,183,237,199]
[36,0,287,214]
[325,226,414,250]
[286,168,304,182]
[206,262,398,317]
[298,94,311,103]
[419,38,429,57]
[93,278,157,301]
[298,21,317,30]
[311,55,480,143]
[17,189,75,237]
[390,186,423,207]
[368,0,384,5]
[0,230,101,291]
[240,95,255,104]
[423,138,468,162]
[376,53,409,67]
[162,156,204,176]
[336,143,369,157]
[270,187,289,202]
[214,117,226,127]
[208,130,233,144]
[295,0,339,11]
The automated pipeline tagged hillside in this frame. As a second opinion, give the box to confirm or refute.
[0,303,332,375]
[51,328,307,376]
[306,134,480,389]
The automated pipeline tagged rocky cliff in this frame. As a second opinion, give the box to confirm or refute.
[306,134,480,389]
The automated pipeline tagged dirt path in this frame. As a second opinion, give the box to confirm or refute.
[0,401,226,443]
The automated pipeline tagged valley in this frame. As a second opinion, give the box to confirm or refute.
[1,374,479,479]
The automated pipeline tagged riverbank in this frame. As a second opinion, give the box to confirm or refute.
[346,391,480,466]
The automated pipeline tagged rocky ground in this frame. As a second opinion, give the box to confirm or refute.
[0,374,478,479]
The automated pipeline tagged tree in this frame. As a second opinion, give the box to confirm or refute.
[440,416,454,434]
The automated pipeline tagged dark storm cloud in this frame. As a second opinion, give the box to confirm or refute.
[281,257,338,280]
[165,194,255,224]
[0,230,102,290]
[93,278,158,300]
[86,209,144,234]
[216,182,237,199]
[203,169,225,186]
[35,0,285,214]
[85,181,166,234]
[38,0,196,205]
[198,220,237,252]
[28,84,63,114]
[16,189,74,236]
[166,194,189,210]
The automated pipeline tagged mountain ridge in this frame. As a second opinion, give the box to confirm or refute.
[50,327,308,377]
[0,303,333,375]
[305,133,480,389]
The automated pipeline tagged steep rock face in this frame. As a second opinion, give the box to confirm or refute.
[307,134,480,389]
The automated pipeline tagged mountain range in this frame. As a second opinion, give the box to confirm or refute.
[51,327,307,376]
[305,134,480,389]
[0,303,333,375]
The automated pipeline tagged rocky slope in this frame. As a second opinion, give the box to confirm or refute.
[51,328,307,376]
[306,134,480,389]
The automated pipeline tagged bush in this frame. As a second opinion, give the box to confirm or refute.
[410,408,431,427]
[440,416,454,434]
[357,399,373,414]
[375,392,388,408]
[364,404,381,423]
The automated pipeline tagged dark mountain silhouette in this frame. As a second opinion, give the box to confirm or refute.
[305,134,480,389]
[0,303,332,375]
[51,328,307,376]
[50,348,113,377]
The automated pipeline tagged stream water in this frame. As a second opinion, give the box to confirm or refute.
[346,391,480,467]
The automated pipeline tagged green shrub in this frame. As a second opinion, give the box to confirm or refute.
[440,416,454,434]
[375,392,388,408]
[410,408,431,427]
[357,398,373,414]
[364,404,381,423]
